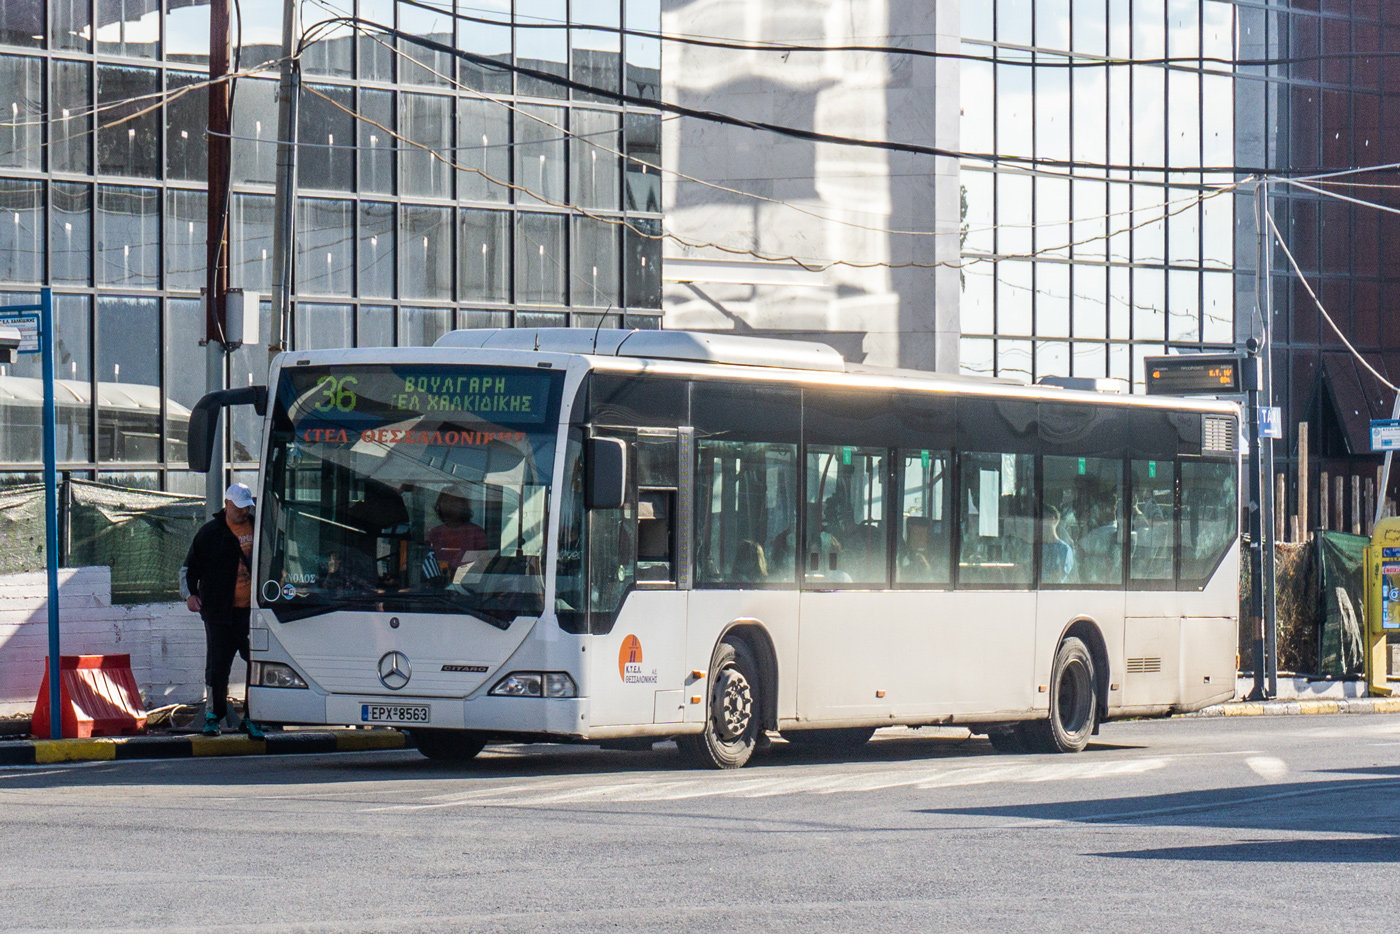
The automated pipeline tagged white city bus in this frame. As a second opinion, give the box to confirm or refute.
[193,329,1241,769]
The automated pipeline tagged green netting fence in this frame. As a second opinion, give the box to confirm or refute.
[0,479,206,604]
[1239,531,1368,678]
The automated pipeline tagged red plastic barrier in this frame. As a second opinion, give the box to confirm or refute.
[31,655,148,739]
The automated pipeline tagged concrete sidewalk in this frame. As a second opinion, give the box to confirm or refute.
[0,728,407,766]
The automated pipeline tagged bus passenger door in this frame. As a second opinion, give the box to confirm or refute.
[587,429,690,729]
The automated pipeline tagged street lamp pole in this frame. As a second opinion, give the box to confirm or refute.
[1249,181,1279,700]
[268,0,299,366]
[204,0,233,518]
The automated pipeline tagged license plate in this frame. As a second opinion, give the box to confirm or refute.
[361,703,431,724]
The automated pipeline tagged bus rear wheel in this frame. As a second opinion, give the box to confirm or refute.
[781,727,875,749]
[677,638,762,770]
[1024,636,1098,754]
[411,729,489,762]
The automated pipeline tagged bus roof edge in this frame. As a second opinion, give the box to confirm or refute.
[434,328,847,372]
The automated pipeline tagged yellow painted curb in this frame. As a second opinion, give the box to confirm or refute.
[335,731,408,752]
[189,735,267,757]
[33,739,117,764]
[1298,701,1340,715]
[1222,704,1264,716]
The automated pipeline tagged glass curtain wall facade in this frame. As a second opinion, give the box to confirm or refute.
[0,0,662,494]
[958,0,1237,390]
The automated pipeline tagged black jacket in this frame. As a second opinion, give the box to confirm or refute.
[181,509,253,625]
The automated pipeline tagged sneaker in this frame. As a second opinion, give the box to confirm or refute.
[201,712,221,737]
[239,717,265,741]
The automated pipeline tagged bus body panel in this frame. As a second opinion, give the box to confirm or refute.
[796,590,1038,721]
[1178,616,1237,709]
[588,591,689,728]
[684,590,799,722]
[257,609,534,699]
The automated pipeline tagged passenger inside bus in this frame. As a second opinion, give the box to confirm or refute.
[732,540,768,583]
[1041,505,1075,584]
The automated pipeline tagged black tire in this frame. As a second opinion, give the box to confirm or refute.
[1023,636,1098,754]
[676,638,762,769]
[986,726,1028,754]
[781,727,875,748]
[411,729,489,762]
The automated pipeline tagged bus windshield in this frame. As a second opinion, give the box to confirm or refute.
[258,363,564,624]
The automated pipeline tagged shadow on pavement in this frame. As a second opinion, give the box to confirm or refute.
[0,728,1142,789]
[924,771,1400,863]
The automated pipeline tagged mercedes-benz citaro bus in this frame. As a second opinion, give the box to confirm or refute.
[188,329,1241,769]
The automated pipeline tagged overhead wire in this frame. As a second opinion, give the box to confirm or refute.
[393,0,1400,74]
[321,14,1311,177]
[302,77,1243,274]
[297,13,1249,270]
[1263,204,1395,392]
[0,60,290,163]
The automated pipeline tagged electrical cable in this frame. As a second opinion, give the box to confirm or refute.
[0,61,288,164]
[1280,178,1400,217]
[340,18,1239,245]
[1263,205,1396,393]
[393,0,1400,74]
[330,15,1309,177]
[301,80,1242,273]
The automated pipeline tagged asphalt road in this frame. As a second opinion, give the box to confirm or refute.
[4,715,1400,933]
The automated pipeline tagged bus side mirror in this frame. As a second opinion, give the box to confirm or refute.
[188,386,268,472]
[586,437,627,510]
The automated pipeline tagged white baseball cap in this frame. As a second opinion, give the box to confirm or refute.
[225,483,255,508]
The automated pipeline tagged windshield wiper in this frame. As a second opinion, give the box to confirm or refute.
[387,591,515,630]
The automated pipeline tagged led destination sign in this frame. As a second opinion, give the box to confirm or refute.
[1144,354,1245,395]
[285,365,556,427]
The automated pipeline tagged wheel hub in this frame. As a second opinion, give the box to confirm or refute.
[713,667,753,741]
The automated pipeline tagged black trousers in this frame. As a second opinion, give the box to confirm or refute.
[204,608,251,720]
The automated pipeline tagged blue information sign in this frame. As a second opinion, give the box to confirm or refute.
[1371,419,1400,452]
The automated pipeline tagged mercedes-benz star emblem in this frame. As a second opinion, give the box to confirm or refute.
[378,651,412,690]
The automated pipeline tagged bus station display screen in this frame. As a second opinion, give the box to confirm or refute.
[1144,356,1243,395]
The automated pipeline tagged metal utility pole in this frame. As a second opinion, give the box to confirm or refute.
[1249,182,1279,699]
[268,0,300,366]
[205,0,233,517]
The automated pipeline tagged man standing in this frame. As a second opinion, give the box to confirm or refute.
[180,483,265,739]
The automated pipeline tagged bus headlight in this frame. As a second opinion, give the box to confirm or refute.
[250,661,308,689]
[489,672,577,698]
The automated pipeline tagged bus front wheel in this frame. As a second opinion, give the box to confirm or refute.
[1024,636,1098,754]
[411,729,489,762]
[677,638,762,769]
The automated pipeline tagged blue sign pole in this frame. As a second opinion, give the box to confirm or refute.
[41,288,60,739]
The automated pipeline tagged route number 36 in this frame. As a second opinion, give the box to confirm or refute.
[314,375,358,412]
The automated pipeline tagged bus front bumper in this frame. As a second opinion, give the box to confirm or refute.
[249,686,589,737]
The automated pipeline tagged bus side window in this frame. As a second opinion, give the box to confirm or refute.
[555,431,587,632]
[587,430,636,631]
[1041,455,1123,587]
[804,445,888,587]
[636,489,675,582]
[1180,460,1237,588]
[1130,459,1175,582]
[896,450,951,586]
[957,451,1035,588]
[695,440,797,587]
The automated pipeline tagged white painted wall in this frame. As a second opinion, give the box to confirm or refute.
[0,567,237,716]
[661,0,961,372]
